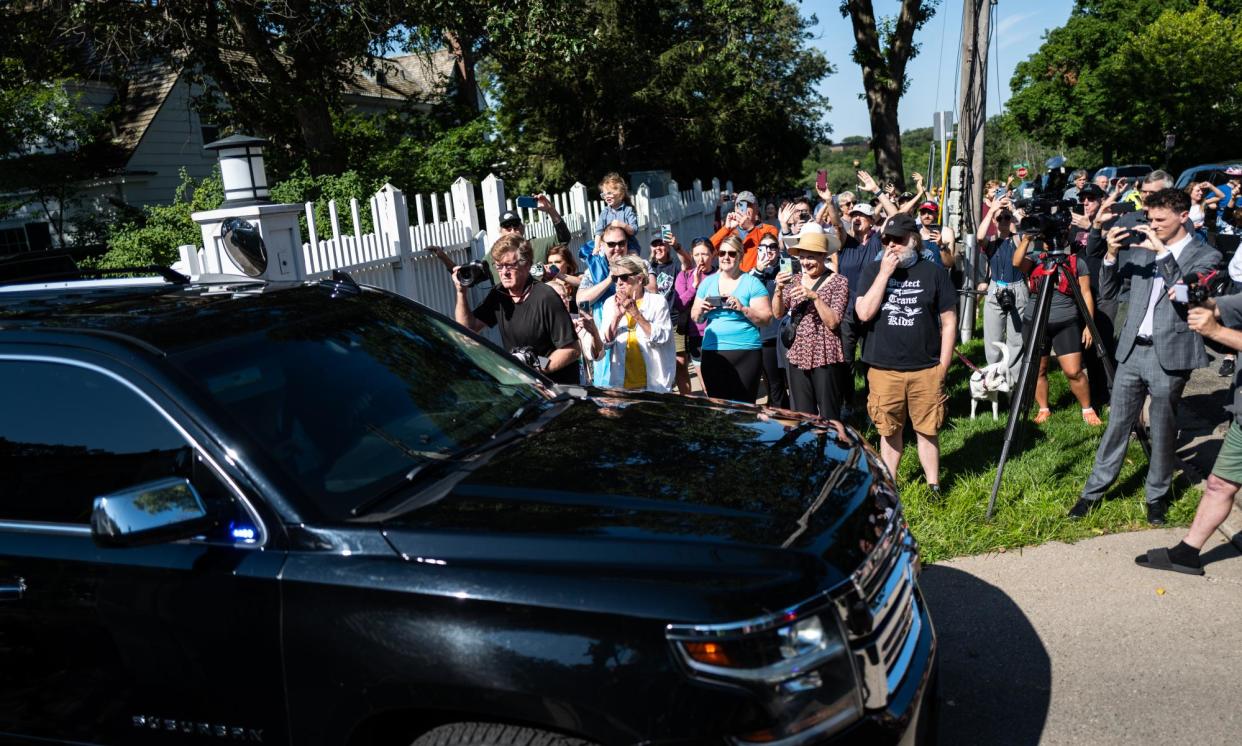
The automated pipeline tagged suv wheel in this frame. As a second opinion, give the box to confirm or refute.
[411,722,597,746]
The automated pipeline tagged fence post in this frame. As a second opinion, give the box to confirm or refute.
[481,173,506,249]
[692,178,703,206]
[711,177,720,198]
[451,177,480,237]
[376,183,415,298]
[725,179,734,197]
[569,182,589,234]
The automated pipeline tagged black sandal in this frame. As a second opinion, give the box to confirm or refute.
[1134,547,1204,576]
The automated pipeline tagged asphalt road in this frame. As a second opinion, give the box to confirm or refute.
[921,529,1242,745]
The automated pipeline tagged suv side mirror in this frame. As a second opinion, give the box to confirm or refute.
[91,478,217,548]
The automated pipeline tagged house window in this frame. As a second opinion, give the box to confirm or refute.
[0,227,30,254]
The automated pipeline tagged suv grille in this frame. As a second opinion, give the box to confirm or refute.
[834,516,921,709]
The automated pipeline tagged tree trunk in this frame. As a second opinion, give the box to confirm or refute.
[842,0,929,190]
[444,30,480,113]
[866,86,905,188]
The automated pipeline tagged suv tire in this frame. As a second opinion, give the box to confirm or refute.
[411,722,597,746]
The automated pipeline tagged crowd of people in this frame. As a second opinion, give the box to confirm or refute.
[449,164,1242,520]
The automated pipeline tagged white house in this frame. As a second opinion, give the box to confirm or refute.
[0,51,469,254]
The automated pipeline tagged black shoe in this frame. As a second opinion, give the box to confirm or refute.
[1146,499,1168,526]
[1067,498,1100,520]
[1220,358,1235,378]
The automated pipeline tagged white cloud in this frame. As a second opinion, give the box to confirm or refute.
[997,11,1040,37]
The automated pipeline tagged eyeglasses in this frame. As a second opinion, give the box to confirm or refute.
[495,261,528,271]
[758,243,779,252]
[613,273,637,281]
[881,234,908,246]
[718,250,740,258]
[603,239,628,248]
[839,201,855,207]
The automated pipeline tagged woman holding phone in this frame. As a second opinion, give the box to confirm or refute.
[691,234,773,403]
[773,232,849,419]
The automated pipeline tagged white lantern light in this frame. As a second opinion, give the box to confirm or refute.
[203,134,270,205]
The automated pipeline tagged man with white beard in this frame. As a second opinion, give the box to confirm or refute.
[854,214,958,494]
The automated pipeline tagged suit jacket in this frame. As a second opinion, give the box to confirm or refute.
[1101,236,1221,370]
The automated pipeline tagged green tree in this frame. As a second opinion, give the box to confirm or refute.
[488,0,832,194]
[1007,0,1242,169]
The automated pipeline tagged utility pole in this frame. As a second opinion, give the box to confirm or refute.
[951,0,994,340]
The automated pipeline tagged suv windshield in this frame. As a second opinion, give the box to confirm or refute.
[168,290,546,519]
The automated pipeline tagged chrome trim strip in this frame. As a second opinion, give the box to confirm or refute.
[666,590,833,638]
[885,598,922,694]
[0,520,91,537]
[0,355,269,548]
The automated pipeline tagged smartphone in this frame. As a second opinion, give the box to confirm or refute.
[1071,204,1085,215]
[704,295,725,307]
[516,195,538,209]
[660,224,672,240]
[1172,284,1189,303]
[928,224,942,232]
[995,186,1008,198]
[816,169,828,191]
[780,257,793,274]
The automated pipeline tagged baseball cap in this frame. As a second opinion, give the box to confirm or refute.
[881,213,919,240]
[848,203,874,217]
[1078,184,1105,200]
[499,209,523,227]
[918,201,939,213]
[735,190,758,211]
[1226,166,1242,176]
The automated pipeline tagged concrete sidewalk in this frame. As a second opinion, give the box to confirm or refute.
[921,529,1242,745]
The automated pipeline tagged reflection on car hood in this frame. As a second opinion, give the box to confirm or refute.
[380,392,899,616]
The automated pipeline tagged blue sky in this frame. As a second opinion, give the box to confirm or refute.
[801,0,1077,139]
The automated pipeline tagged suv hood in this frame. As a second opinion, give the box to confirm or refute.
[380,393,900,615]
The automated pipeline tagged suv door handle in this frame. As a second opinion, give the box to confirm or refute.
[0,578,26,601]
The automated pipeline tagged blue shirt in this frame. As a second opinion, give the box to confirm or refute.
[984,236,1023,284]
[696,273,768,350]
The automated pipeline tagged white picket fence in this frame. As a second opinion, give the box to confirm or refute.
[184,172,730,332]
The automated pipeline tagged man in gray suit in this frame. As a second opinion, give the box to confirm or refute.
[1069,188,1222,524]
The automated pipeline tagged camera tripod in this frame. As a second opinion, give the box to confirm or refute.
[985,245,1150,519]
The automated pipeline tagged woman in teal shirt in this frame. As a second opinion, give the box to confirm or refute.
[691,234,773,403]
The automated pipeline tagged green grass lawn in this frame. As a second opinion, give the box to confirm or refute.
[856,337,1202,564]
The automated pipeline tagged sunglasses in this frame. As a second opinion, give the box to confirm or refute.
[881,235,909,246]
[495,261,528,271]
[613,272,637,281]
[718,250,740,258]
[603,239,628,248]
[758,243,779,251]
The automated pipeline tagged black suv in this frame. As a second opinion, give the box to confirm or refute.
[0,267,936,746]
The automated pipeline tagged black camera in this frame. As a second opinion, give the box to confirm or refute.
[1184,269,1230,305]
[510,346,549,370]
[996,287,1016,313]
[455,261,493,288]
[529,262,559,282]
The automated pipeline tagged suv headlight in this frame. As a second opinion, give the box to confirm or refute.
[666,594,862,744]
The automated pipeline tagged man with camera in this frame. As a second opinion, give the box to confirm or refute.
[1069,188,1222,524]
[454,234,580,385]
[1134,292,1242,573]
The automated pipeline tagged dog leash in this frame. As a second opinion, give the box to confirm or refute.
[954,349,983,375]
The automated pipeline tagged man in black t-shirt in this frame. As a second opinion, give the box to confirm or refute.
[855,214,958,493]
[454,234,579,385]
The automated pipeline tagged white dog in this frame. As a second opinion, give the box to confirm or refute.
[969,343,1013,420]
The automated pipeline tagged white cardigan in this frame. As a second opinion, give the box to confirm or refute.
[599,292,676,393]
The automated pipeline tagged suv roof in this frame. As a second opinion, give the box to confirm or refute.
[0,265,333,357]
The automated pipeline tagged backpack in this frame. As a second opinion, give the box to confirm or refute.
[1027,253,1079,295]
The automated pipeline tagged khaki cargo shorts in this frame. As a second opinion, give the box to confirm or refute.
[867,366,947,437]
